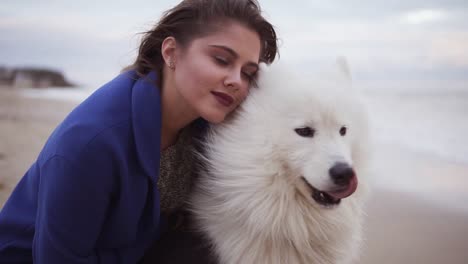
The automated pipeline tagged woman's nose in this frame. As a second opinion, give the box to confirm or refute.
[224,69,243,91]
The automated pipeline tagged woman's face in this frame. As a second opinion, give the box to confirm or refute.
[172,21,261,123]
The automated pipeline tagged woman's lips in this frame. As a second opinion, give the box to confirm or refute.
[211,91,234,107]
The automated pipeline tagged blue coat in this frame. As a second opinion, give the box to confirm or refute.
[0,70,165,263]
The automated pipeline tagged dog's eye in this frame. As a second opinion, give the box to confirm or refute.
[340,126,347,136]
[295,127,315,137]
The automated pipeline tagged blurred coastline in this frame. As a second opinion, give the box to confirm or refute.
[0,85,467,263]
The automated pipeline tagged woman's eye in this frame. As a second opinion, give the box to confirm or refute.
[214,56,229,65]
[340,126,347,136]
[295,127,315,137]
[242,72,254,81]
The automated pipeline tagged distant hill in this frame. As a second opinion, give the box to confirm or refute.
[0,66,75,88]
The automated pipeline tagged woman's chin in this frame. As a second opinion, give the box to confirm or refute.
[202,114,226,124]
[199,106,235,124]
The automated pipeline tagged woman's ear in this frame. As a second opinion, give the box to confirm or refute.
[161,36,177,69]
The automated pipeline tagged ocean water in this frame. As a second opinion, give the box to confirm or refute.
[19,85,468,165]
[363,87,468,211]
[17,85,468,210]
[365,88,468,165]
[18,86,93,102]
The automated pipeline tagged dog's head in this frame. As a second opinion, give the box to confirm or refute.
[246,58,370,208]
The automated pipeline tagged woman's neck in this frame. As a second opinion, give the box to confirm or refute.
[160,71,198,151]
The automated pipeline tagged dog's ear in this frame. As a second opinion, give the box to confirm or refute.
[336,56,351,81]
[314,56,352,90]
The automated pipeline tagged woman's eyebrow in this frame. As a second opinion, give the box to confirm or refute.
[209,45,259,69]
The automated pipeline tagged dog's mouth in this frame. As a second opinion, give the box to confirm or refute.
[304,178,341,207]
[301,177,358,208]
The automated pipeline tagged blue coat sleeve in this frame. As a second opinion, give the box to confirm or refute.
[33,154,114,263]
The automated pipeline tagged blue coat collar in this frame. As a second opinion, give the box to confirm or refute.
[131,71,161,184]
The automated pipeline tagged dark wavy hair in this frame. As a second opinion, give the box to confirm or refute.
[128,0,278,80]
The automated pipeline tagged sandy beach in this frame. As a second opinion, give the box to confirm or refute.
[360,142,468,264]
[0,88,79,206]
[1,88,468,263]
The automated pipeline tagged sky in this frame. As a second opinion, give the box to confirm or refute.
[1,0,467,90]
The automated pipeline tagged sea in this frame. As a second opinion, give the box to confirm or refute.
[363,85,468,211]
[365,87,468,165]
[16,83,468,210]
[18,84,468,165]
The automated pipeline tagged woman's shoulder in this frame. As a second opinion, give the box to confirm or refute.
[37,71,145,166]
[37,115,133,170]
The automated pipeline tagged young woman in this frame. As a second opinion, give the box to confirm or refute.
[0,0,278,263]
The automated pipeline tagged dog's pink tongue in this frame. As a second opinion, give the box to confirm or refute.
[326,176,358,200]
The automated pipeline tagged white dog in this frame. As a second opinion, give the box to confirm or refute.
[190,59,371,264]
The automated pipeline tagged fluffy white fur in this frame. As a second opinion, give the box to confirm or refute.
[190,59,371,264]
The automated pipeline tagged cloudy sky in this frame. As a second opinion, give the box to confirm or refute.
[1,0,467,90]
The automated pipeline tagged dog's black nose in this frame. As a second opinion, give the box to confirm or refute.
[329,163,355,186]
